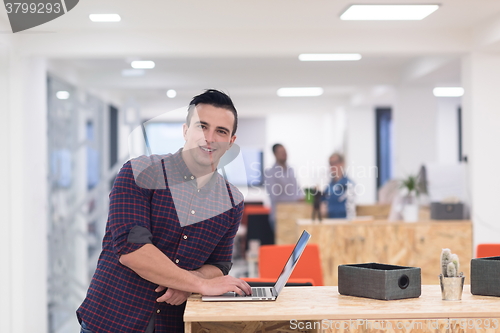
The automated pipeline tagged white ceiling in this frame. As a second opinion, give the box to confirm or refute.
[4,0,500,117]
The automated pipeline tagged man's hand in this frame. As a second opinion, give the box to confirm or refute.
[155,286,191,306]
[200,275,252,296]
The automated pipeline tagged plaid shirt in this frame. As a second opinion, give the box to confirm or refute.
[77,150,244,332]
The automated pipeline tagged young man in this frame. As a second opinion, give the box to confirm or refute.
[77,90,251,333]
[264,144,303,231]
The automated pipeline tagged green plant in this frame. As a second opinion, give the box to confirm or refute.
[441,248,460,277]
[401,175,418,196]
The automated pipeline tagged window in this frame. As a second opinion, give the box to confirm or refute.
[376,108,393,189]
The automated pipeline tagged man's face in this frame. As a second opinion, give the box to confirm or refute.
[274,146,287,164]
[329,156,344,178]
[183,103,236,172]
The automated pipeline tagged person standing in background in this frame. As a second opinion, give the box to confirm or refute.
[323,152,352,218]
[264,144,303,231]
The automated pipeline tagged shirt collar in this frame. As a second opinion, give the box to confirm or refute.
[169,148,221,191]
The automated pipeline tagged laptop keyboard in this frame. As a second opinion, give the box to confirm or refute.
[253,288,265,297]
[236,287,266,297]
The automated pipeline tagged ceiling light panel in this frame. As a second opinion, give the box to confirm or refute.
[131,61,155,69]
[433,87,464,97]
[340,5,440,21]
[56,91,70,100]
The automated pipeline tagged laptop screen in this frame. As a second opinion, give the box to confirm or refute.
[273,230,311,294]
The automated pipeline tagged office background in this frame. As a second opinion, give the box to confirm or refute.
[1,0,500,332]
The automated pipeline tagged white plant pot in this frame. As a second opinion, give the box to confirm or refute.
[403,204,419,222]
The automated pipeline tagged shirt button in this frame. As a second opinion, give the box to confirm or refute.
[183,235,188,240]
[191,210,195,215]
[157,309,161,313]
[190,176,195,180]
[197,189,200,192]
[175,259,180,264]
[184,176,187,179]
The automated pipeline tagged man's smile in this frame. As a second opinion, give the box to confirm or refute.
[200,145,216,153]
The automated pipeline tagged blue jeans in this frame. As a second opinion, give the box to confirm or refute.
[80,322,92,333]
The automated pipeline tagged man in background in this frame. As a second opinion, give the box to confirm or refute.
[264,143,303,231]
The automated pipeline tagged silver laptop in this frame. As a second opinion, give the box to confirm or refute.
[202,230,311,301]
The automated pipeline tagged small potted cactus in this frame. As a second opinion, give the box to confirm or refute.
[439,248,465,300]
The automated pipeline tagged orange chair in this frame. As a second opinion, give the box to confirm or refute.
[476,244,500,258]
[257,243,324,286]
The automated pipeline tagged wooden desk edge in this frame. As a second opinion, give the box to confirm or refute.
[184,285,500,323]
[296,219,472,225]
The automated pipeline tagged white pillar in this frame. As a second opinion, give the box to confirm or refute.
[394,86,438,178]
[435,97,461,165]
[346,106,377,204]
[7,52,48,333]
[0,44,13,333]
[462,52,500,248]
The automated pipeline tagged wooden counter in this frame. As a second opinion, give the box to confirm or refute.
[297,219,472,286]
[184,285,500,333]
[276,203,396,245]
[276,202,312,245]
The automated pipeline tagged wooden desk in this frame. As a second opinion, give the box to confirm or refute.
[184,285,500,333]
[297,219,472,286]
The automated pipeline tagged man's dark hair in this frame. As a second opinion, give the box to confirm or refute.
[272,143,283,155]
[187,89,238,135]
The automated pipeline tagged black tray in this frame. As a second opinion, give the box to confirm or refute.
[471,256,500,297]
[338,263,421,300]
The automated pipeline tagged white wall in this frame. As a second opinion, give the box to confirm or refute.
[4,54,48,333]
[265,111,338,193]
[0,44,13,333]
[462,52,500,249]
[235,118,267,149]
[394,86,438,178]
[232,118,267,202]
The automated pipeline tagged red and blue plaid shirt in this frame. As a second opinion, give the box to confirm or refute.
[77,150,244,332]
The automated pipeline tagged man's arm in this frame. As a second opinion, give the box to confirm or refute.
[119,243,250,296]
[152,263,227,305]
[111,160,249,297]
[192,264,225,279]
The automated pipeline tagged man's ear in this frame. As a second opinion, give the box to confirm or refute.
[228,135,237,149]
[182,123,188,140]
